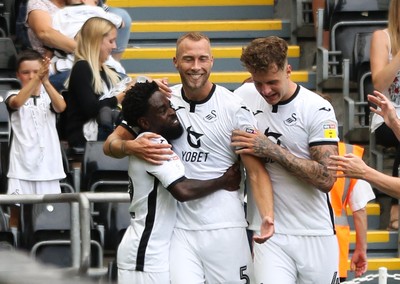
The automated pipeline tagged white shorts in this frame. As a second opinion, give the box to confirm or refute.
[253,233,339,284]
[170,227,254,284]
[7,178,61,195]
[118,269,169,284]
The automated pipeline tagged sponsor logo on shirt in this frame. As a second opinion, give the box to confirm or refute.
[284,113,297,126]
[322,121,338,139]
[203,110,217,122]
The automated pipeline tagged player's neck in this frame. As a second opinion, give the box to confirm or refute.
[183,81,213,101]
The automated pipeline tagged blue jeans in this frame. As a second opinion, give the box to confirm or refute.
[109,7,132,53]
[49,70,70,93]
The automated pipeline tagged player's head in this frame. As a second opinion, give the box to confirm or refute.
[173,32,214,94]
[240,36,293,105]
[15,49,43,87]
[122,81,183,140]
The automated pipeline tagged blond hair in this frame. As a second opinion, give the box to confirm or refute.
[176,32,211,57]
[388,0,400,55]
[71,17,120,94]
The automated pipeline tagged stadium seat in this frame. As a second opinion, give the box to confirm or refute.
[342,32,374,140]
[20,202,103,268]
[0,205,14,250]
[81,141,129,249]
[316,0,388,86]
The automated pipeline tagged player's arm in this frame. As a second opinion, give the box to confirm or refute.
[103,125,173,163]
[351,208,368,277]
[167,163,241,202]
[232,130,337,193]
[241,154,274,243]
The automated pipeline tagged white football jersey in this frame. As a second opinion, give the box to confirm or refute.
[117,134,185,272]
[235,83,339,236]
[169,84,255,230]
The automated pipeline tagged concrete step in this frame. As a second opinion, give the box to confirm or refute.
[350,230,398,252]
[128,19,292,41]
[127,70,316,91]
[121,45,300,73]
[107,0,274,21]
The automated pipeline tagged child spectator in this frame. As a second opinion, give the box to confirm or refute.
[5,50,66,239]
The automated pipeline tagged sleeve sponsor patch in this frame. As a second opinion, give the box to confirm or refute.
[322,122,338,139]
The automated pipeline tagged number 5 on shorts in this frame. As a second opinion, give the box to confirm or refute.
[240,266,250,284]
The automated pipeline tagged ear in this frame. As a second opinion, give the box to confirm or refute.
[286,64,292,77]
[137,117,150,130]
[173,57,178,69]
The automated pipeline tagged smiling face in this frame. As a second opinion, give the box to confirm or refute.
[252,63,293,105]
[99,28,117,64]
[144,91,183,140]
[173,37,214,99]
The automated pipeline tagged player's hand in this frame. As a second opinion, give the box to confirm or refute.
[231,129,271,158]
[129,133,173,164]
[350,249,368,277]
[153,78,172,98]
[221,162,241,191]
[253,216,274,244]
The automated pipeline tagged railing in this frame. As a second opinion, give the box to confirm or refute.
[0,192,130,277]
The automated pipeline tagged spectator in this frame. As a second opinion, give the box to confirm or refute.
[370,0,400,230]
[50,0,124,77]
[104,32,275,283]
[26,0,76,91]
[26,0,131,91]
[63,17,130,148]
[5,49,66,242]
[329,90,400,200]
[117,81,241,284]
[97,0,132,62]
[232,36,340,283]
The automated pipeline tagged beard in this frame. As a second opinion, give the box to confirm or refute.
[161,123,184,141]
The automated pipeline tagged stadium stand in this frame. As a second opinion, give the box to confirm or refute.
[81,141,129,250]
[20,202,103,268]
[114,0,316,90]
[315,0,388,144]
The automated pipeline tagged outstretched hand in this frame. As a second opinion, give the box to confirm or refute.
[368,90,398,130]
[328,153,367,179]
[253,216,274,244]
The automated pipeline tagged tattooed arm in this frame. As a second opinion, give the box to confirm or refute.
[231,130,338,193]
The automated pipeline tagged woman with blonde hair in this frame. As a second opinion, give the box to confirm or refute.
[63,17,129,148]
[370,0,400,230]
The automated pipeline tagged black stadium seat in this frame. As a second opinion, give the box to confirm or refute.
[21,202,103,268]
[81,141,129,249]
